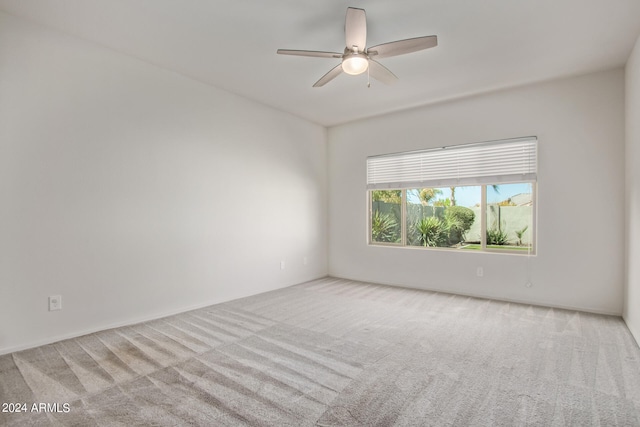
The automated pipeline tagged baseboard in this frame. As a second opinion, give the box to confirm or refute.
[0,274,329,356]
[1,273,619,356]
[329,274,623,317]
[0,297,227,356]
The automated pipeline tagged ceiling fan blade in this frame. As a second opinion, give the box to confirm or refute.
[345,7,366,52]
[277,49,342,58]
[368,35,438,59]
[368,60,398,85]
[313,64,343,87]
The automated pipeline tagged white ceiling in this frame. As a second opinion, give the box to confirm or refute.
[1,0,639,127]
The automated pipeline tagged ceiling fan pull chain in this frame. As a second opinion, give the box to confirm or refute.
[367,66,371,88]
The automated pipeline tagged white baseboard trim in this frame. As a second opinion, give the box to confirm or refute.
[329,274,623,317]
[0,274,328,356]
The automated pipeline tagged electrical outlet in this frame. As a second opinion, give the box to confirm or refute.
[476,267,484,277]
[49,295,62,311]
[525,281,533,288]
[280,261,285,270]
[303,257,308,265]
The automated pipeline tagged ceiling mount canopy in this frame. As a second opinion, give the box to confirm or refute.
[277,7,438,87]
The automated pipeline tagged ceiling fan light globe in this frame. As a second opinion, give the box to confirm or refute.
[342,55,369,75]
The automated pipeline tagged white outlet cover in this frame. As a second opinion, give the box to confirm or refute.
[49,295,62,311]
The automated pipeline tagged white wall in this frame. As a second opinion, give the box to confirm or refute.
[624,35,640,340]
[328,69,625,315]
[0,12,328,354]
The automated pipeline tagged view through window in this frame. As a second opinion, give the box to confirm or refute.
[367,138,537,254]
[370,183,534,253]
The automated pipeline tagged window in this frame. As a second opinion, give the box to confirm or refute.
[367,137,537,254]
[371,190,402,243]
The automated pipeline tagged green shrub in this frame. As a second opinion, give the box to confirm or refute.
[486,227,509,245]
[444,206,475,244]
[411,216,448,247]
[372,210,400,243]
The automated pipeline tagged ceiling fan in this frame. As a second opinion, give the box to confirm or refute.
[277,7,438,87]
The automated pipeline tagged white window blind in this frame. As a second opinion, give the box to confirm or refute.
[366,137,537,189]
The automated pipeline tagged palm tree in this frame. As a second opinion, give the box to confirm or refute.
[419,188,442,206]
[515,225,529,246]
[419,188,443,217]
[371,190,402,204]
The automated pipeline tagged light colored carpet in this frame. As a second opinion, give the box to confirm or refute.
[1,277,640,426]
